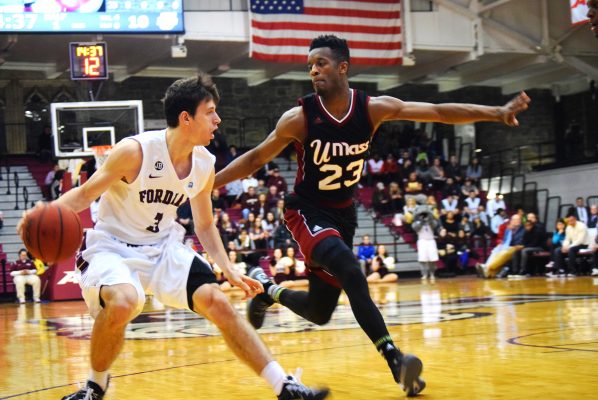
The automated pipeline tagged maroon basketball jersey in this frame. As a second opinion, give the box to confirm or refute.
[294,89,374,206]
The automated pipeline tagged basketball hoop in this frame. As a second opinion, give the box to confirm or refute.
[91,145,113,169]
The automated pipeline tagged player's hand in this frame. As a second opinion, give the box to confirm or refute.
[224,270,264,299]
[16,201,46,235]
[499,91,530,127]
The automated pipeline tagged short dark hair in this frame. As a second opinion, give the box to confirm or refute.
[309,35,350,64]
[163,72,220,128]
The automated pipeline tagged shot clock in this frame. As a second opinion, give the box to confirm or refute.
[69,42,108,81]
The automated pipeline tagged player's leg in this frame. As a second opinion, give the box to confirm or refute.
[310,237,425,397]
[186,257,329,400]
[62,283,142,400]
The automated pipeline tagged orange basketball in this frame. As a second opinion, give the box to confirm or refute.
[21,203,83,264]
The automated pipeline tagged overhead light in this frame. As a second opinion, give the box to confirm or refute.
[474,148,482,153]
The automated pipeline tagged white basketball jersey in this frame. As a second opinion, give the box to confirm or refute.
[94,129,215,244]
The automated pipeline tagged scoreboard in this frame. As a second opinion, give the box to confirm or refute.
[69,42,108,81]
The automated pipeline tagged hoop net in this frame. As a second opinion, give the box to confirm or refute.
[91,145,113,169]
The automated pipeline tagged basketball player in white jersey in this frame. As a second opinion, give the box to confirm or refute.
[18,74,329,400]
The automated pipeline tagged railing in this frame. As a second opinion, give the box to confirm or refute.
[13,171,19,210]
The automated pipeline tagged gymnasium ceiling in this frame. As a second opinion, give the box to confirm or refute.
[0,0,597,96]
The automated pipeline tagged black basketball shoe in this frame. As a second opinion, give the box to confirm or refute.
[382,346,426,397]
[278,373,330,400]
[62,379,108,400]
[247,267,275,329]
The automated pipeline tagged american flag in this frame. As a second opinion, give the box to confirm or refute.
[249,0,403,66]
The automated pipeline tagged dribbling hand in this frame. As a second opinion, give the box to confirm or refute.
[225,270,264,299]
[500,91,531,127]
[16,201,45,235]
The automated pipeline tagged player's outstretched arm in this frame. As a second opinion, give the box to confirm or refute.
[54,139,142,213]
[190,169,263,299]
[369,91,530,127]
[213,106,303,189]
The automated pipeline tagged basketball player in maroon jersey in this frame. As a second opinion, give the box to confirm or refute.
[215,35,530,397]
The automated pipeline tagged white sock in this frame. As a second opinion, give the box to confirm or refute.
[260,361,287,395]
[88,368,109,391]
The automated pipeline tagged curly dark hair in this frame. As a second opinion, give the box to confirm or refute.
[309,35,350,64]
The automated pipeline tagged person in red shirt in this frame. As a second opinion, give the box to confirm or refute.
[10,249,40,304]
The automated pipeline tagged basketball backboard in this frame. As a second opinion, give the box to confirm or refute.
[51,100,143,158]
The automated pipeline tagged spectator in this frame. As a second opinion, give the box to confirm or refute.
[366,154,384,186]
[455,229,478,271]
[279,247,308,287]
[442,177,460,198]
[356,235,376,275]
[218,212,238,245]
[262,212,277,247]
[224,178,244,207]
[398,150,411,165]
[441,211,459,237]
[465,157,482,183]
[266,185,281,208]
[269,248,287,283]
[441,194,460,216]
[372,182,390,215]
[471,215,491,239]
[552,214,590,276]
[367,245,398,283]
[404,172,427,204]
[591,234,598,277]
[250,217,268,249]
[176,200,193,235]
[0,210,4,229]
[270,198,285,224]
[240,212,257,232]
[445,155,463,182]
[588,204,598,228]
[476,214,524,278]
[266,168,288,195]
[415,159,433,187]
[464,191,481,217]
[255,179,269,197]
[460,178,479,198]
[459,215,472,236]
[225,144,240,164]
[568,197,590,226]
[425,195,440,219]
[429,157,446,190]
[242,174,259,193]
[256,193,270,218]
[49,168,65,200]
[383,153,400,183]
[545,219,566,271]
[412,205,439,283]
[491,208,507,235]
[272,222,295,250]
[486,193,506,218]
[437,228,458,275]
[256,160,279,182]
[476,205,489,226]
[233,229,256,252]
[240,186,259,220]
[10,249,41,304]
[399,158,415,187]
[402,197,417,225]
[388,182,405,215]
[510,218,547,276]
[211,188,225,214]
[44,161,60,200]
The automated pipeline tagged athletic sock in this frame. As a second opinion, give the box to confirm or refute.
[375,336,397,356]
[88,368,109,391]
[267,284,286,303]
[260,361,287,395]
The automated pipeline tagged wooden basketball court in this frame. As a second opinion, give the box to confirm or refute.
[1,276,597,399]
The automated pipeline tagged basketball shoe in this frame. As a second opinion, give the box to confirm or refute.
[278,372,330,400]
[247,267,275,329]
[62,378,109,400]
[381,344,426,397]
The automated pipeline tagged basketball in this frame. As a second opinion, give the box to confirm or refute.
[20,203,84,264]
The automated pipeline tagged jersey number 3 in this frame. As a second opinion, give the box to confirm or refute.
[146,212,164,233]
[318,160,364,191]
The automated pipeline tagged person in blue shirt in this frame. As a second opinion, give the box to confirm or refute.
[357,235,376,275]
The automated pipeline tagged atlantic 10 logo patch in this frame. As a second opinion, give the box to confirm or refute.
[155,161,164,170]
